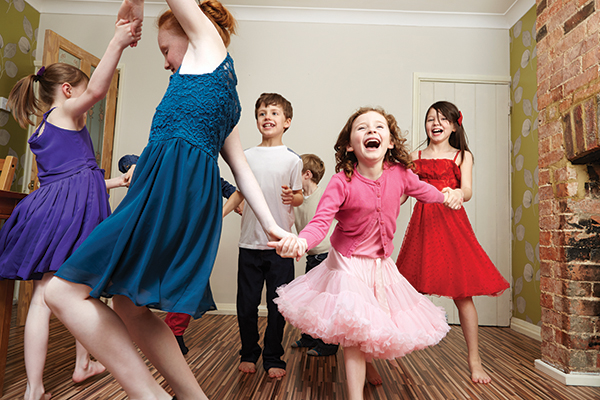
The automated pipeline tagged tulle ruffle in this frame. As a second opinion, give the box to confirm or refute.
[274,249,449,360]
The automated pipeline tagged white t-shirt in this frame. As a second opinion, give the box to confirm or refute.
[239,145,303,249]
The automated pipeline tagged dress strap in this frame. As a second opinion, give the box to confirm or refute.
[453,150,460,162]
[418,150,422,160]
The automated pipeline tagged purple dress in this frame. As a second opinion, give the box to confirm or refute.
[0,108,110,280]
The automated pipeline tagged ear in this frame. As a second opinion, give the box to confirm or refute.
[388,141,395,149]
[61,82,73,98]
[346,144,354,153]
[283,118,291,130]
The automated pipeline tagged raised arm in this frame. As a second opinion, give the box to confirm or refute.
[63,19,139,119]
[165,0,228,73]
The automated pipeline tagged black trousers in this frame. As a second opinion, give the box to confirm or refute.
[237,248,294,371]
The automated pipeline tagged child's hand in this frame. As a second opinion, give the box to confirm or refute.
[235,201,244,216]
[442,187,463,210]
[114,19,142,49]
[268,235,307,261]
[123,165,136,187]
[281,185,294,205]
[117,0,144,47]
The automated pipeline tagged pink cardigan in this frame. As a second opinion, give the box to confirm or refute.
[299,164,444,258]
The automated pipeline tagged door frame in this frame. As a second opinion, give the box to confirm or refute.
[24,30,119,193]
[411,73,513,327]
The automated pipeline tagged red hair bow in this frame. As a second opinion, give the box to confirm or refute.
[457,111,463,126]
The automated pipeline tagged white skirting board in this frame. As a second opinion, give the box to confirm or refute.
[209,303,268,317]
[535,360,600,387]
[510,317,541,341]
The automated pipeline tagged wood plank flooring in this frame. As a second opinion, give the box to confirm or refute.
[2,311,599,399]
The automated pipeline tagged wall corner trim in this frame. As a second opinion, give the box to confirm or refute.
[510,317,541,341]
[534,360,600,387]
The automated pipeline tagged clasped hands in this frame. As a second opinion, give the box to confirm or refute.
[268,234,307,261]
[442,187,463,210]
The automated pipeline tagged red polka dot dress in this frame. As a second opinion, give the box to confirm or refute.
[396,151,509,299]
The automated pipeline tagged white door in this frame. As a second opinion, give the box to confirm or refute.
[399,76,512,327]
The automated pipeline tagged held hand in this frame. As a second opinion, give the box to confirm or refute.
[442,187,463,210]
[267,235,308,261]
[114,19,142,49]
[281,185,294,205]
[117,0,144,47]
[235,201,244,216]
[122,165,136,187]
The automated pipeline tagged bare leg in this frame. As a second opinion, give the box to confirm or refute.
[343,346,366,400]
[44,277,171,400]
[111,296,207,400]
[23,273,53,400]
[454,297,491,384]
[71,339,106,383]
[365,361,382,385]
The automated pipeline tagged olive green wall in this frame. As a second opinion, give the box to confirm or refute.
[510,6,540,326]
[0,0,40,191]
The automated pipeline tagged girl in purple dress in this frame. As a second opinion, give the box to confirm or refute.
[1,19,140,400]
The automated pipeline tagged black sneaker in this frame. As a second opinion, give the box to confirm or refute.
[291,336,317,348]
[307,342,339,356]
[175,335,189,355]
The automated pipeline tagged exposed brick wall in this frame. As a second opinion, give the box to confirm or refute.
[536,0,600,374]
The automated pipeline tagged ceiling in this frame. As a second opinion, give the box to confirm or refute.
[28,0,535,29]
[221,0,521,14]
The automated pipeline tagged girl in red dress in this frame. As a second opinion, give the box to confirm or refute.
[396,101,509,384]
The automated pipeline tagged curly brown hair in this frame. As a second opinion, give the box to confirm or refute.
[334,107,414,181]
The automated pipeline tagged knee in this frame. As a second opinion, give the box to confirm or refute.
[43,277,62,310]
[112,295,147,319]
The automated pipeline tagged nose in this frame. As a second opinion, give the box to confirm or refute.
[163,58,170,71]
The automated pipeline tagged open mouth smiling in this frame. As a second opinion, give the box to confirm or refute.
[364,138,381,149]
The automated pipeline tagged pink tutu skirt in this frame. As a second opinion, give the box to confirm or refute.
[274,248,450,360]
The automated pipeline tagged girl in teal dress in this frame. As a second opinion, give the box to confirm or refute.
[45,1,299,399]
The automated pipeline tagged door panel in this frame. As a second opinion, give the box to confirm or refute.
[409,76,511,326]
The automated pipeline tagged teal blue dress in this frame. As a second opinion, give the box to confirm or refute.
[56,55,241,318]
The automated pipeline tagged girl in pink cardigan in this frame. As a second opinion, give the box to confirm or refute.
[271,107,462,399]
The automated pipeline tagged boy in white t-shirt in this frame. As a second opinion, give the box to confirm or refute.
[235,93,303,379]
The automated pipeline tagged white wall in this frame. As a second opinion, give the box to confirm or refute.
[37,14,509,312]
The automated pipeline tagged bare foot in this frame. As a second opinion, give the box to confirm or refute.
[366,362,383,386]
[72,359,106,383]
[24,384,52,400]
[267,367,286,379]
[238,361,257,374]
[469,359,492,384]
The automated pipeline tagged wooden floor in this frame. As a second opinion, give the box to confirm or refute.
[2,311,599,400]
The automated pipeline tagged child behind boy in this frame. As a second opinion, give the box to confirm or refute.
[291,154,339,357]
[236,93,303,379]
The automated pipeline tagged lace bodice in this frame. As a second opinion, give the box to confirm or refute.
[149,54,241,160]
